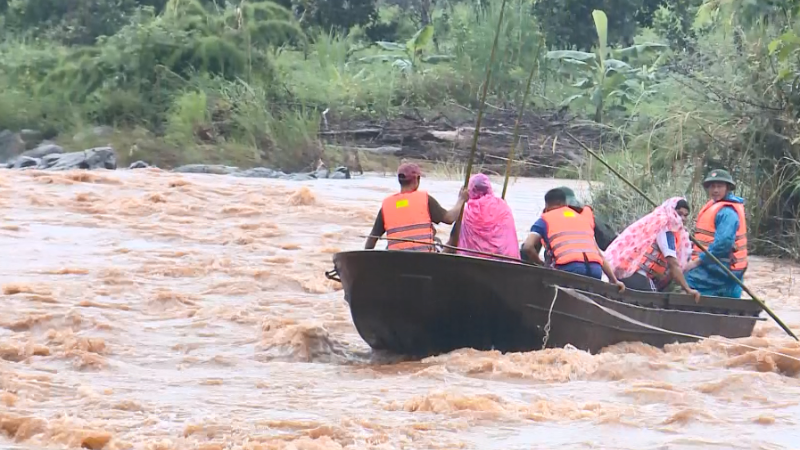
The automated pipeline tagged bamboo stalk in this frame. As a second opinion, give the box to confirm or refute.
[502,34,544,199]
[450,0,508,248]
[461,0,508,191]
[564,130,798,341]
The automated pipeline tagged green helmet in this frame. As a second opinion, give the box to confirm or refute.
[557,186,584,209]
[702,169,736,189]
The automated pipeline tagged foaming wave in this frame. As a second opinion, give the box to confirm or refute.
[288,186,316,206]
[391,389,635,424]
[422,347,618,382]
[0,413,113,450]
[257,318,349,363]
[665,337,800,377]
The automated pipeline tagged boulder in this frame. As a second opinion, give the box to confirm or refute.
[280,173,315,181]
[330,166,351,179]
[21,143,64,159]
[172,164,238,175]
[40,153,63,168]
[0,130,24,164]
[129,160,150,169]
[41,147,117,171]
[11,156,41,169]
[233,167,285,178]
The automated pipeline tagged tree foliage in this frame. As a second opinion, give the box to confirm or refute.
[293,0,378,33]
[532,0,663,50]
[546,10,667,122]
[4,0,800,256]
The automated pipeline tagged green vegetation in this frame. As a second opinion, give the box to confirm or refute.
[1,0,800,257]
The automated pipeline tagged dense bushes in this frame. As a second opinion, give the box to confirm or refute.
[2,0,800,256]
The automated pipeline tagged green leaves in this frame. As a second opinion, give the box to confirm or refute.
[546,9,666,122]
[407,24,434,55]
[546,50,597,62]
[365,24,450,74]
[592,9,608,64]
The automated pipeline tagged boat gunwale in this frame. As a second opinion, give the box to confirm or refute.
[332,249,765,319]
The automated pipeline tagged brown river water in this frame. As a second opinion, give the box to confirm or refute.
[2,168,800,450]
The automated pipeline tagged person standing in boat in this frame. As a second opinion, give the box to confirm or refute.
[682,169,748,298]
[603,197,701,302]
[364,163,468,252]
[444,173,520,260]
[521,188,626,292]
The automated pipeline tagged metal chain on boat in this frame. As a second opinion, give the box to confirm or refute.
[541,288,559,349]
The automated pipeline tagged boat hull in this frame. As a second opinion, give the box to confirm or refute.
[332,250,763,357]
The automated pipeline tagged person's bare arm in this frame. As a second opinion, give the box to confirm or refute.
[667,256,701,302]
[521,233,544,265]
[364,210,384,249]
[443,217,461,254]
[598,244,625,292]
[441,187,469,224]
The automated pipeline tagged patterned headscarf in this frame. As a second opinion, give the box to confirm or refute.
[603,197,693,280]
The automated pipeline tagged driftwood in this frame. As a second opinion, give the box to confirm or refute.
[316,108,612,177]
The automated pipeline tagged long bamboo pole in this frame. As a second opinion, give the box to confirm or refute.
[461,0,508,193]
[447,0,508,250]
[502,35,544,199]
[563,130,798,341]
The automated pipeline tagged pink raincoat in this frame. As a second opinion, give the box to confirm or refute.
[457,174,521,261]
[603,197,692,280]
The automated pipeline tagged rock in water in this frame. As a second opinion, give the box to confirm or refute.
[21,143,64,159]
[233,167,284,178]
[11,156,41,169]
[314,168,330,179]
[172,164,239,175]
[330,166,351,179]
[4,143,63,168]
[129,160,150,169]
[280,173,315,181]
[41,147,117,171]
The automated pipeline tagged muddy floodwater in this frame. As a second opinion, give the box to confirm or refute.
[2,168,800,450]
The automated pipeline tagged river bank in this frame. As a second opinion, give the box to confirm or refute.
[1,169,799,450]
[0,108,609,178]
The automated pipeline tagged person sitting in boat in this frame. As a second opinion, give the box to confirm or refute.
[523,186,618,266]
[682,169,748,298]
[603,197,701,301]
[557,186,617,251]
[521,188,625,291]
[364,162,468,252]
[443,173,520,261]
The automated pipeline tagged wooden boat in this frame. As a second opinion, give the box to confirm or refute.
[326,250,764,357]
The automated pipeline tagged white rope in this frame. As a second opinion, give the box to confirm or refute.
[541,288,559,349]
[551,286,800,363]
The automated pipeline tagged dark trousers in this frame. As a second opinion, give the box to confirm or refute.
[620,272,657,292]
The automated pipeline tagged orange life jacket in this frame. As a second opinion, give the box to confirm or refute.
[639,232,682,281]
[691,200,748,271]
[541,206,603,266]
[381,190,435,252]
[580,205,595,228]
